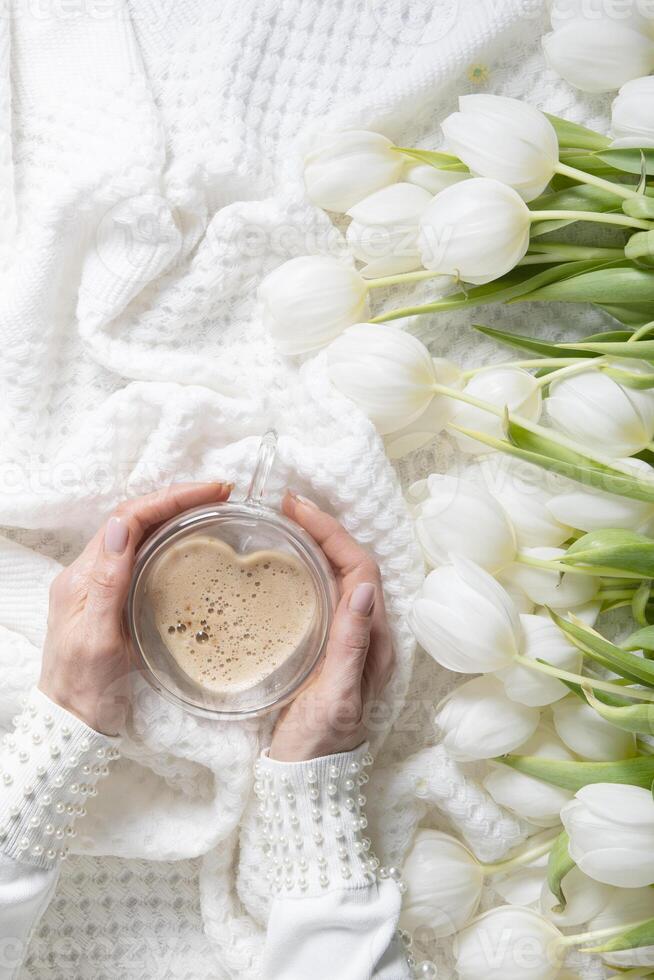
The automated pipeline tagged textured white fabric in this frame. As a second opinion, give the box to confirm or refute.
[0,0,616,976]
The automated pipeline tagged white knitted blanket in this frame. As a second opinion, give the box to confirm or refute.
[0,1,616,976]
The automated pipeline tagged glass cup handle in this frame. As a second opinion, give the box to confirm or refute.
[245,429,278,504]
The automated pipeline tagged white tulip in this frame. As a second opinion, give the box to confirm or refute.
[454,906,564,980]
[562,783,654,887]
[409,557,522,674]
[303,130,403,213]
[543,19,654,94]
[400,829,484,937]
[403,161,469,195]
[503,547,599,609]
[612,76,654,148]
[547,456,654,532]
[550,0,654,38]
[345,182,433,278]
[408,474,516,571]
[588,886,654,968]
[547,360,654,457]
[383,358,462,459]
[260,255,368,355]
[327,323,447,435]
[484,727,575,826]
[496,568,536,615]
[493,853,548,907]
[498,613,582,707]
[466,455,571,548]
[540,866,612,928]
[418,178,531,285]
[450,368,542,456]
[436,675,540,762]
[552,696,636,761]
[442,95,559,201]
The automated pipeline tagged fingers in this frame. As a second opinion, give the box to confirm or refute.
[85,481,232,630]
[282,491,381,583]
[319,581,376,699]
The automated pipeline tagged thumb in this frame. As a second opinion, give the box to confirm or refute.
[319,582,376,697]
[86,516,135,632]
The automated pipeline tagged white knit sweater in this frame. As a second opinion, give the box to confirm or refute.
[0,690,410,980]
[0,0,616,975]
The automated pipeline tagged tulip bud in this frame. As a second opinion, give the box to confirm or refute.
[327,323,450,435]
[408,474,516,571]
[546,456,654,532]
[547,360,654,457]
[454,906,564,980]
[552,695,636,761]
[562,783,654,887]
[484,727,575,826]
[345,182,432,278]
[403,162,469,195]
[436,675,540,762]
[502,547,599,609]
[542,19,654,94]
[409,557,522,674]
[383,358,462,459]
[418,178,531,285]
[611,76,654,148]
[442,95,559,201]
[400,829,484,937]
[497,613,582,707]
[303,130,403,213]
[540,866,612,928]
[450,368,542,456]
[466,455,571,548]
[260,256,368,355]
[588,885,654,968]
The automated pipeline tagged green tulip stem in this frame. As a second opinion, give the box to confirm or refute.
[529,209,652,232]
[555,160,640,202]
[533,358,599,389]
[512,653,654,701]
[515,551,649,580]
[461,358,582,380]
[366,268,447,290]
[630,321,654,343]
[479,831,560,875]
[562,919,654,949]
[597,587,640,601]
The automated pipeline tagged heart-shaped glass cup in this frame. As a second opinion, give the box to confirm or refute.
[127,432,338,719]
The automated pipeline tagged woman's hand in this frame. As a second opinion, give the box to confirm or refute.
[269,492,395,762]
[39,482,232,736]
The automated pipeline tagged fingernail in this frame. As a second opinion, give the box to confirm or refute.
[289,491,318,509]
[104,517,129,555]
[350,582,376,616]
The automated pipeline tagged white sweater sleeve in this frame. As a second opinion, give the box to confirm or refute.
[0,688,120,979]
[255,745,413,980]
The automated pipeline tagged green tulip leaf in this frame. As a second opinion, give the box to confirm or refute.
[544,114,611,151]
[583,685,654,735]
[550,611,654,686]
[554,672,635,708]
[472,323,597,359]
[595,148,654,176]
[394,147,469,172]
[623,626,654,652]
[585,917,654,954]
[599,302,654,328]
[562,530,654,578]
[547,831,575,911]
[600,365,654,388]
[559,338,654,360]
[448,424,654,505]
[633,581,652,627]
[581,330,636,342]
[514,264,654,307]
[498,753,654,791]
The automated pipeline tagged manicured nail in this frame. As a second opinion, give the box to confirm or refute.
[350,582,376,616]
[289,490,318,509]
[104,517,129,555]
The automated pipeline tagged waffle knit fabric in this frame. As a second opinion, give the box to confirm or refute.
[0,0,617,976]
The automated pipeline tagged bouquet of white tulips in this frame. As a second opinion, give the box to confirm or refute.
[258,77,654,978]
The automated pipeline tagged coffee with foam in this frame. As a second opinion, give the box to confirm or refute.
[146,535,317,693]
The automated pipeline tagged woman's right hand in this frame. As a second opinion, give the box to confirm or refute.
[39,482,233,736]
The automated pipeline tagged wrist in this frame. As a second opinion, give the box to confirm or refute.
[0,687,120,868]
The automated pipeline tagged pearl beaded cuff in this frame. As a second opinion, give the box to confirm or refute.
[254,743,384,897]
[0,688,120,868]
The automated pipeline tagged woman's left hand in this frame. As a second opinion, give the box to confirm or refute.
[39,482,232,735]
